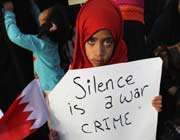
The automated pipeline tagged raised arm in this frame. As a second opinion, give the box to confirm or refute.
[3,1,43,52]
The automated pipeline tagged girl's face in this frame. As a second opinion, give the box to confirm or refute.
[85,30,115,67]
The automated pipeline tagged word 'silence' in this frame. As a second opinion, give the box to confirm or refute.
[73,74,135,100]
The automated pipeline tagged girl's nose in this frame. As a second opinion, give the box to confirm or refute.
[95,43,104,58]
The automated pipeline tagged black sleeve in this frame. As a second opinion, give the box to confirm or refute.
[146,11,172,51]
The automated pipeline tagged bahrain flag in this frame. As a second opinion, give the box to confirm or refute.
[0,79,49,140]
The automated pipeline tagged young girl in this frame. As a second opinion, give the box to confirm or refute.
[63,0,161,139]
[71,0,161,112]
[3,1,68,140]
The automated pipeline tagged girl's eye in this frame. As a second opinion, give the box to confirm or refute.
[87,38,95,46]
[103,38,113,47]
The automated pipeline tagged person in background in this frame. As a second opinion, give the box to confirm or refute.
[3,1,69,139]
[147,0,180,139]
[0,1,46,139]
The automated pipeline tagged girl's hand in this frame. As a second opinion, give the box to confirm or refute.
[152,95,162,112]
[49,129,60,140]
[3,2,14,11]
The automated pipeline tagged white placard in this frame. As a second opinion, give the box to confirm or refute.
[68,0,87,5]
[49,58,162,140]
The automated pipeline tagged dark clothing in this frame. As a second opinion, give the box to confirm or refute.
[144,0,170,36]
[147,0,180,50]
[25,123,49,140]
[147,0,180,92]
[35,0,67,11]
[124,21,151,61]
[147,1,180,140]
[0,7,32,112]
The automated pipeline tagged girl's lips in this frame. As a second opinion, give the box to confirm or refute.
[93,60,105,65]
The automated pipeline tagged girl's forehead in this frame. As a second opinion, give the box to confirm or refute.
[91,29,113,39]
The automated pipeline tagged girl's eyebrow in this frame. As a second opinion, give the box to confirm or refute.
[88,36,96,40]
[102,37,113,41]
[105,37,113,39]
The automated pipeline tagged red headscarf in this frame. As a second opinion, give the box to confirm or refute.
[70,0,128,69]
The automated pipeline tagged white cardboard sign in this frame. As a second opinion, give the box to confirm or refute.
[49,58,162,140]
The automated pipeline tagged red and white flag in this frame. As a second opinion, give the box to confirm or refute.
[0,79,49,140]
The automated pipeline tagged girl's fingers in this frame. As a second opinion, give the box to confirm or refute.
[152,96,162,112]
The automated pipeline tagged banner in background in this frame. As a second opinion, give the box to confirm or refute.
[68,0,87,5]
